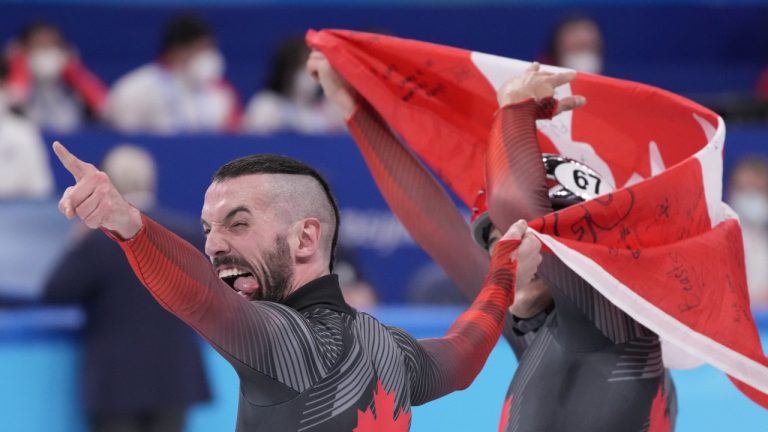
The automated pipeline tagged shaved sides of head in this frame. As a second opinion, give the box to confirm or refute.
[212,154,340,271]
[260,174,336,256]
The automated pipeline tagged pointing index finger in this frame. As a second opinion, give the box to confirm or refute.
[53,141,93,181]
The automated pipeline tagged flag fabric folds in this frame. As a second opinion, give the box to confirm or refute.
[307,29,768,409]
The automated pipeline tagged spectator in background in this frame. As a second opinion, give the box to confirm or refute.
[728,157,768,307]
[541,15,604,74]
[107,14,240,134]
[4,21,108,132]
[0,57,54,198]
[242,36,344,134]
[43,145,210,432]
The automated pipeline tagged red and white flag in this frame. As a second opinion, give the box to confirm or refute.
[307,29,768,408]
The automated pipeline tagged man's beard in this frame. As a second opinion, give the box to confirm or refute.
[214,234,294,303]
[258,234,294,302]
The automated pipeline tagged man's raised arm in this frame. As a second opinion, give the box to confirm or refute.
[307,51,490,300]
[392,220,542,404]
[486,63,586,231]
[52,143,331,400]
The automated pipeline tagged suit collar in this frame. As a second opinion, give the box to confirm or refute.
[282,274,355,316]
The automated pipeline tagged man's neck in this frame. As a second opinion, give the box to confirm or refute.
[287,266,331,297]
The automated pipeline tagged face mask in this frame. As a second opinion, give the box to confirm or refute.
[27,47,67,82]
[560,51,603,74]
[290,69,322,105]
[184,49,225,87]
[731,191,768,226]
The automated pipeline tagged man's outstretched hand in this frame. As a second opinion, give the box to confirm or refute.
[497,62,586,115]
[53,141,142,240]
[500,219,542,290]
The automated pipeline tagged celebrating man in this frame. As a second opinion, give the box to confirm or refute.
[52,141,541,431]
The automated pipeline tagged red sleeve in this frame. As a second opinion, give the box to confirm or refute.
[486,98,557,232]
[395,238,519,404]
[108,214,335,394]
[61,59,108,115]
[109,214,249,330]
[347,103,539,358]
[347,103,490,294]
[5,51,31,103]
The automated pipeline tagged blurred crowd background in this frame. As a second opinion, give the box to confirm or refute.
[1,1,768,431]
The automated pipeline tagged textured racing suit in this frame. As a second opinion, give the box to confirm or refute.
[111,214,520,431]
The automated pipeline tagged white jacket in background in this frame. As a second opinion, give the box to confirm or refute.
[107,63,236,134]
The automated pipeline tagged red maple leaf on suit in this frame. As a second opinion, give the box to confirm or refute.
[648,385,671,432]
[353,380,411,432]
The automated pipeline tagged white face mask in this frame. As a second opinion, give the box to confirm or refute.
[731,191,768,226]
[184,49,225,87]
[27,47,67,82]
[560,51,603,74]
[290,69,321,105]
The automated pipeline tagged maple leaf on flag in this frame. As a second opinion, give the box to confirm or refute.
[353,380,411,432]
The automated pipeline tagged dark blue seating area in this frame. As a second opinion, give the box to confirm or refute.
[1,3,767,103]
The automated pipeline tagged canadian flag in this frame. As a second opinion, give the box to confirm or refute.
[307,29,768,409]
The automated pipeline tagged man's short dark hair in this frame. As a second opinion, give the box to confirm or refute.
[160,14,213,55]
[213,154,340,272]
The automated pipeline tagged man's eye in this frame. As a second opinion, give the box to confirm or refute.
[232,222,247,228]
[202,227,210,235]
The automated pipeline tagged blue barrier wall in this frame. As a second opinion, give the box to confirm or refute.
[1,306,767,431]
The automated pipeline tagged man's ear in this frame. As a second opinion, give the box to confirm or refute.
[294,218,322,262]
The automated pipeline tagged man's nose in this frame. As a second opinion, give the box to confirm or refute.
[205,229,230,258]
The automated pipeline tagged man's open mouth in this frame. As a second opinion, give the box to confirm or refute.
[218,268,260,298]
[219,268,251,287]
